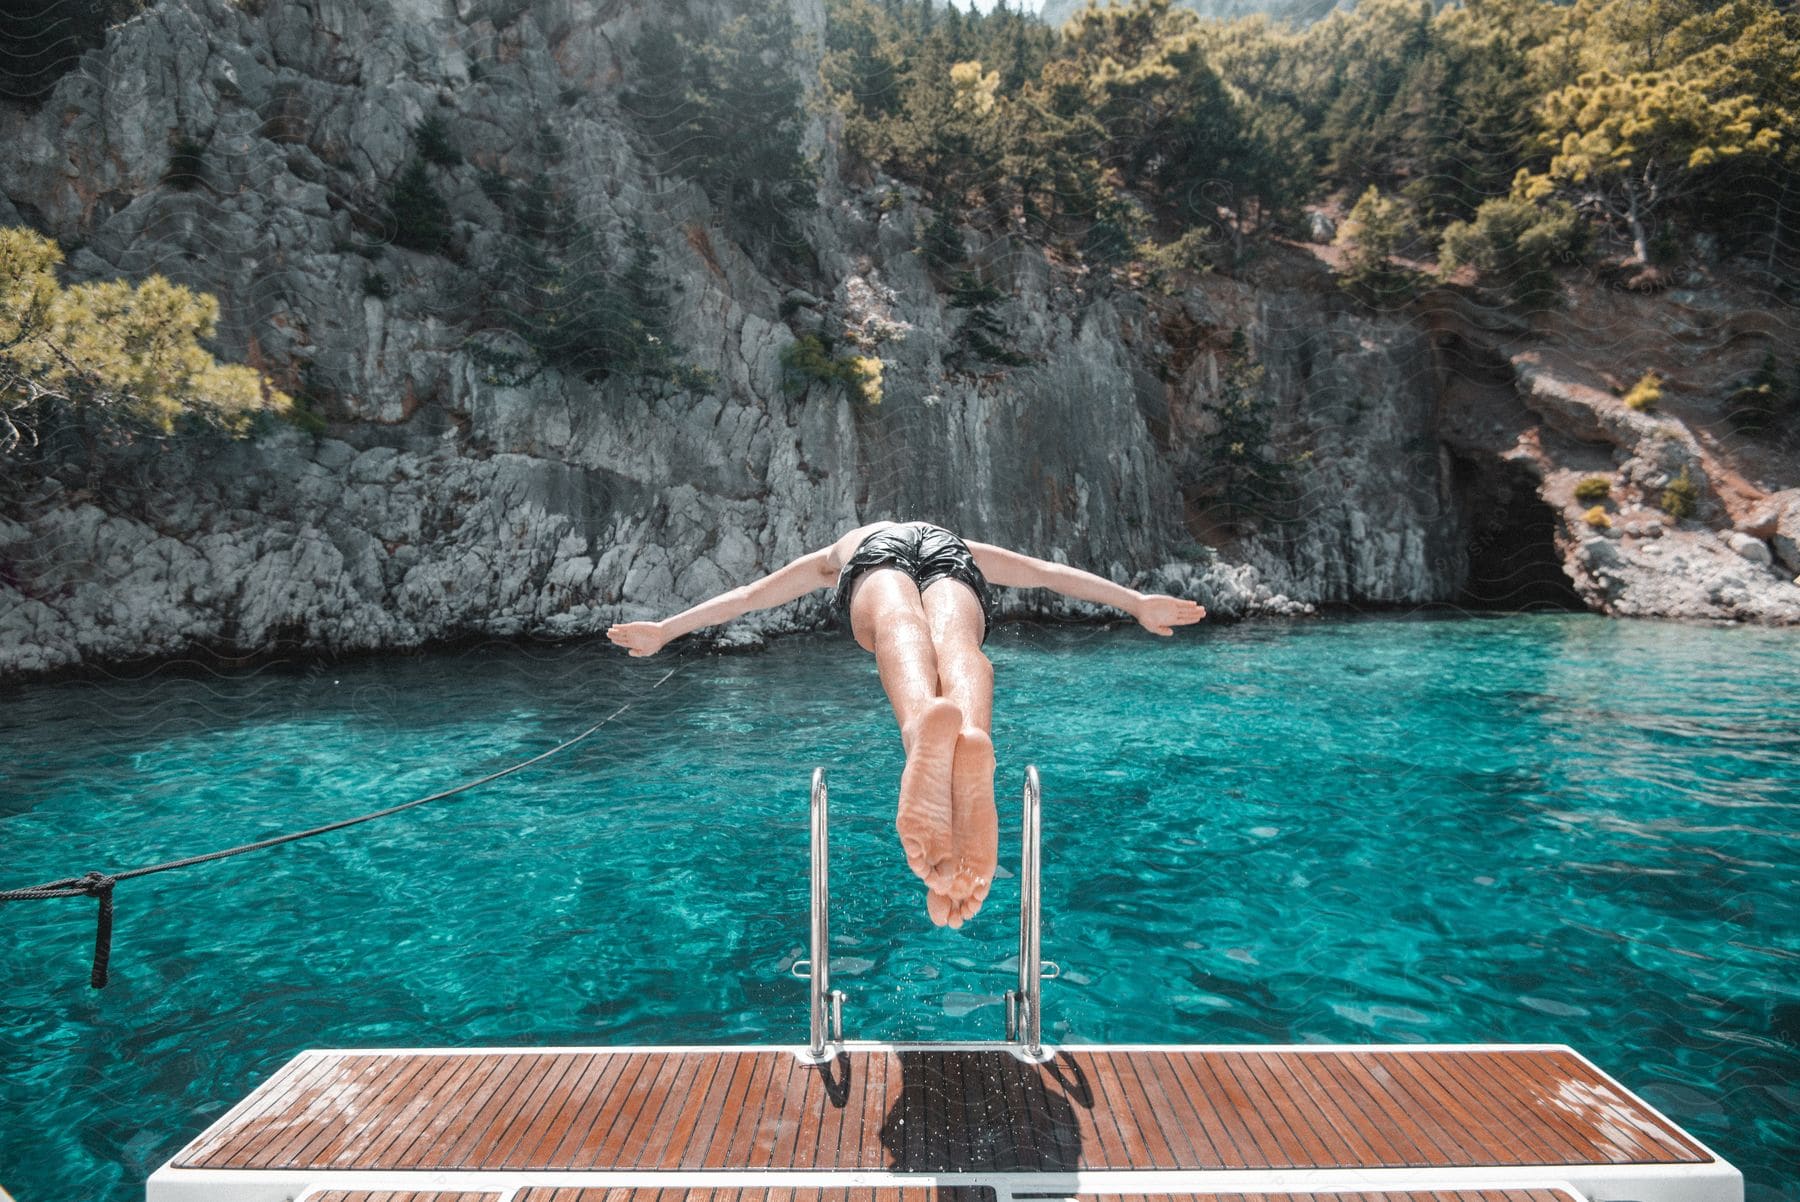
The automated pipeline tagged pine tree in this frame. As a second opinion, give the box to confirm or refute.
[386,157,455,255]
[1438,195,1585,307]
[626,3,817,263]
[1334,185,1418,305]
[1,227,289,453]
[1520,65,1779,263]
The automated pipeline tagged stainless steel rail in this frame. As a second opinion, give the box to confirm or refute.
[792,767,844,1061]
[797,764,1050,1058]
[1006,764,1057,1056]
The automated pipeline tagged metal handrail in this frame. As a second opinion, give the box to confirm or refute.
[792,767,844,1061]
[797,764,1047,1058]
[1006,764,1056,1056]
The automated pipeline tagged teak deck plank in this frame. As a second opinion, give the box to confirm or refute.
[576,1053,657,1170]
[173,1047,1710,1175]
[1325,1051,1446,1167]
[1367,1051,1471,1165]
[188,1051,327,1167]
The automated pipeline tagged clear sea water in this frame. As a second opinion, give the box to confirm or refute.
[1,614,1796,1201]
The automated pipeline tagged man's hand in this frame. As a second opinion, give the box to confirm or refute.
[1133,594,1206,636]
[607,620,669,657]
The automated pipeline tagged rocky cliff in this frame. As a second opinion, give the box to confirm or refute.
[2,0,1795,679]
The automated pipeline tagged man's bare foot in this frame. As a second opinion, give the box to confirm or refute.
[897,697,961,890]
[946,726,998,906]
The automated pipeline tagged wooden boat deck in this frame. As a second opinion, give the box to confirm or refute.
[149,1045,1739,1202]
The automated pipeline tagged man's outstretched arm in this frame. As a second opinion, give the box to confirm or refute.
[965,540,1205,634]
[607,549,836,656]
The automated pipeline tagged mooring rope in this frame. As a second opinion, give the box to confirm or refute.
[1,666,678,988]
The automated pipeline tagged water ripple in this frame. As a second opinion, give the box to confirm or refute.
[0,615,1795,1199]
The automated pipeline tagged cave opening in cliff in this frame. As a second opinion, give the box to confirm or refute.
[1453,454,1585,612]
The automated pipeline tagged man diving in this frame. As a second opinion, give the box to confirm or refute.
[606,521,1206,928]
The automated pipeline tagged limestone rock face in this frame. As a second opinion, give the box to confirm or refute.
[1230,293,1463,606]
[1564,527,1800,624]
[1727,531,1773,566]
[1516,351,1800,623]
[1,0,1794,679]
[0,0,1348,678]
[1743,489,1800,575]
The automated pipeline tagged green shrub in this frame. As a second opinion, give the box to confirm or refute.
[1660,465,1700,520]
[385,156,454,255]
[1582,505,1612,529]
[414,114,462,166]
[483,204,700,388]
[1140,227,1221,289]
[1624,371,1662,412]
[948,271,1029,368]
[1335,185,1418,306]
[1081,194,1141,266]
[478,170,511,207]
[1727,353,1796,438]
[781,333,878,404]
[1437,196,1583,308]
[920,206,964,271]
[1189,343,1299,530]
[362,271,392,299]
[164,135,206,190]
[1573,475,1612,504]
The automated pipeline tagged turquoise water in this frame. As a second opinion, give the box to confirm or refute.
[1,614,1796,1200]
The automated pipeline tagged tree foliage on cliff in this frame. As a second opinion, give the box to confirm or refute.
[820,0,1797,286]
[477,184,705,391]
[625,0,818,265]
[1,228,290,454]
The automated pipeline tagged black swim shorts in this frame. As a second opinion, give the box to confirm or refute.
[834,522,996,643]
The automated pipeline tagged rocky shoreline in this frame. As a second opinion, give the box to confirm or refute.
[3,0,1796,683]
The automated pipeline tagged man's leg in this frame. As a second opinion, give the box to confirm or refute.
[922,580,997,928]
[850,569,961,893]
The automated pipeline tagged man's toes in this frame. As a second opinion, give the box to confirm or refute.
[926,889,953,927]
